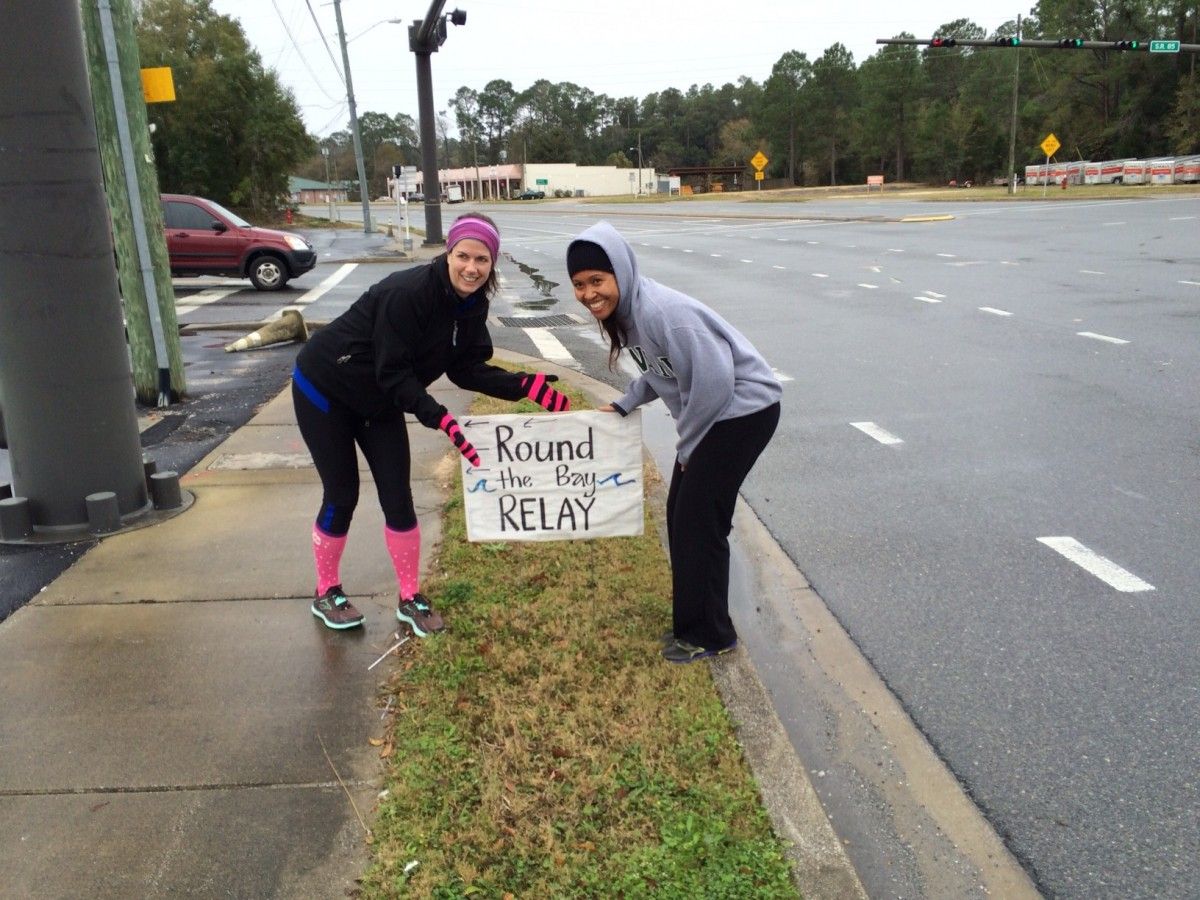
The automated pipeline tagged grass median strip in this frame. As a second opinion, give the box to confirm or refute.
[360,380,797,898]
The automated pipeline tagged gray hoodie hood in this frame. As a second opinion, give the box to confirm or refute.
[566,221,639,323]
[565,221,782,465]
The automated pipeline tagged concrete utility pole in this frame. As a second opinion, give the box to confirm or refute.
[332,0,372,234]
[82,0,185,406]
[0,0,151,531]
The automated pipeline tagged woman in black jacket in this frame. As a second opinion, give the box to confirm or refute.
[292,213,568,634]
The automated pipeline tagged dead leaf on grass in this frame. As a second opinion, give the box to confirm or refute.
[368,737,385,747]
[379,742,395,759]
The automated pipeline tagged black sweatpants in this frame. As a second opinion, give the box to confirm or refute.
[667,402,780,650]
[292,377,417,535]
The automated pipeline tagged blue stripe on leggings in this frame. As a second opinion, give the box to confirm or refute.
[318,502,338,533]
[292,365,330,413]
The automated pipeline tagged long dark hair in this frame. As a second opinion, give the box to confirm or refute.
[448,212,500,298]
[600,315,628,370]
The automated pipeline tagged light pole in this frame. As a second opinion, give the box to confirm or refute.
[331,0,371,234]
[628,134,644,195]
[321,146,334,220]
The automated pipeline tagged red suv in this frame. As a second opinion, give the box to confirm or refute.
[161,194,316,291]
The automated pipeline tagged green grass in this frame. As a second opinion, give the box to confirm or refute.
[360,379,797,898]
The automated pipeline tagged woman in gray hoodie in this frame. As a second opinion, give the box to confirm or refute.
[566,222,782,663]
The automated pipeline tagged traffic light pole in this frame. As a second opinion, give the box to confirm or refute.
[410,0,449,246]
[0,0,151,533]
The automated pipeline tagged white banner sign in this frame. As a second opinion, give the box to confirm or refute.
[459,410,644,542]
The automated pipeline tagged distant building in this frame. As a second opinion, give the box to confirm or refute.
[408,163,660,200]
[288,176,348,204]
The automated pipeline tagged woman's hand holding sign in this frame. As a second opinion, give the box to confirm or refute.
[521,373,570,412]
[440,412,481,467]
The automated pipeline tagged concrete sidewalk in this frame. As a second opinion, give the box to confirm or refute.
[0,359,866,898]
[0,377,473,897]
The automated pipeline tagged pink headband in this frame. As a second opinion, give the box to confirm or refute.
[446,217,500,261]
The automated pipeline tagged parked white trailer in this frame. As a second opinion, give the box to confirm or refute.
[1084,159,1132,184]
[1174,155,1200,184]
[1121,160,1149,184]
[1147,157,1176,185]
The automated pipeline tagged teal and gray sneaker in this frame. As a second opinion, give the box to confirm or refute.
[396,593,445,637]
[311,585,364,630]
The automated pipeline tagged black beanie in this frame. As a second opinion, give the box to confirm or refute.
[566,240,614,276]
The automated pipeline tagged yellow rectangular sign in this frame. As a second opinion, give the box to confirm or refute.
[140,67,176,103]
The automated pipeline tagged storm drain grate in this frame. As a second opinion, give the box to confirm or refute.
[497,314,582,328]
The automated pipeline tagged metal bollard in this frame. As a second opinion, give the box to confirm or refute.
[0,496,33,540]
[149,471,182,510]
[85,491,121,534]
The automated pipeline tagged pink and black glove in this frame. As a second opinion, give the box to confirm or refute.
[439,412,481,467]
[521,373,570,412]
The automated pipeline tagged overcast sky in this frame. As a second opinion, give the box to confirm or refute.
[209,0,1031,137]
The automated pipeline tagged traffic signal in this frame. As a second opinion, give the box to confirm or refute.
[1058,38,1085,48]
[930,37,957,47]
[1111,40,1139,50]
[993,37,1020,46]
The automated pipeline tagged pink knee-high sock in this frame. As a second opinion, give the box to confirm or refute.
[384,524,421,601]
[312,525,348,594]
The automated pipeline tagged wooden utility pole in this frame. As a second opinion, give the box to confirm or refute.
[81,0,185,406]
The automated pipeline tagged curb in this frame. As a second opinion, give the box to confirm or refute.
[492,349,868,899]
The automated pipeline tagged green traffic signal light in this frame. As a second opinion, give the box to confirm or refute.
[1057,37,1085,48]
[1112,40,1139,50]
[994,37,1020,46]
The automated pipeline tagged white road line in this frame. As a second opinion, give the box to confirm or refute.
[772,265,786,270]
[741,258,754,263]
[1180,280,1200,286]
[711,253,722,257]
[812,273,829,278]
[1077,331,1130,345]
[923,291,946,299]
[1037,537,1154,592]
[288,262,357,307]
[1169,216,1196,221]
[887,248,905,253]
[1102,222,1126,226]
[868,265,882,273]
[1080,269,1105,275]
[524,327,574,363]
[175,286,240,315]
[771,367,794,382]
[806,241,820,245]
[979,307,1012,316]
[683,249,694,253]
[937,252,957,258]
[914,295,942,303]
[857,283,879,289]
[850,421,903,445]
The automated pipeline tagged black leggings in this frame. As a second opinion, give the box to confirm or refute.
[667,402,780,649]
[292,376,417,535]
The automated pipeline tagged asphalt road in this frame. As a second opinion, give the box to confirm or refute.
[6,197,1197,897]
[412,195,1196,899]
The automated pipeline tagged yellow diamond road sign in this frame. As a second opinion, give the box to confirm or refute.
[1040,133,1061,158]
[750,151,768,171]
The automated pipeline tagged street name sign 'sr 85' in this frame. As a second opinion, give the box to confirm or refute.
[1149,40,1180,52]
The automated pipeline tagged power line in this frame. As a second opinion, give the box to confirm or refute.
[301,0,345,85]
[269,0,342,102]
